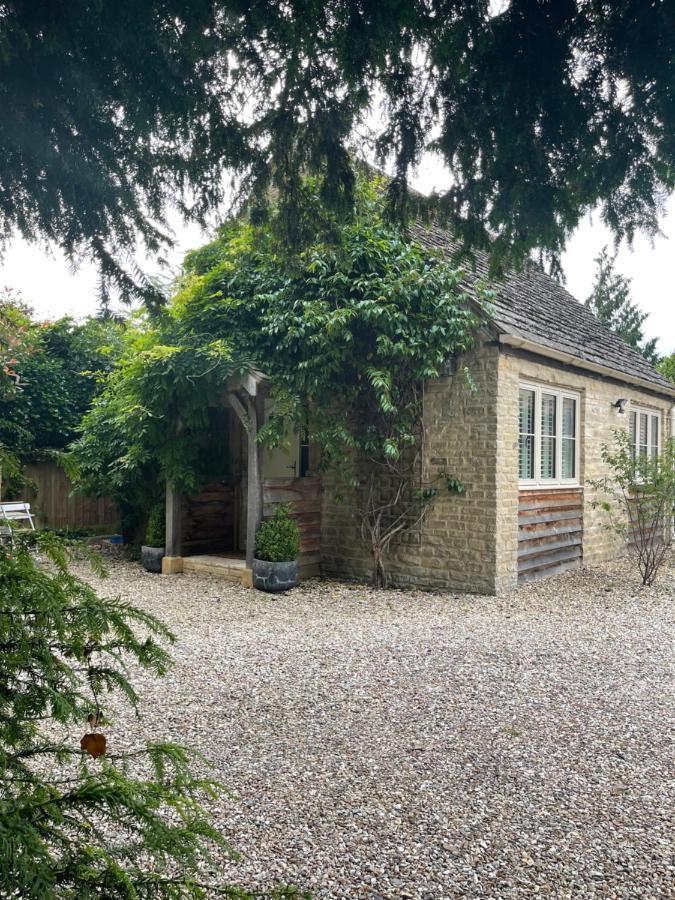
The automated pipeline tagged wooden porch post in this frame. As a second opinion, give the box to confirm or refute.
[244,395,261,569]
[162,481,184,574]
[228,389,263,572]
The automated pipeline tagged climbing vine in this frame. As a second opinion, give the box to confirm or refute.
[74,177,488,575]
[176,177,486,473]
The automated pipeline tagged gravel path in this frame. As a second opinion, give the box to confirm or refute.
[82,554,674,898]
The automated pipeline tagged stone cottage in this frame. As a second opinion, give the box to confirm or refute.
[162,224,674,593]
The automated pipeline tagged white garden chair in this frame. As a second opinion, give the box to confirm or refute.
[0,502,36,546]
[0,501,36,530]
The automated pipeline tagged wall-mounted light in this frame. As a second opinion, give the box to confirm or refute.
[612,398,628,414]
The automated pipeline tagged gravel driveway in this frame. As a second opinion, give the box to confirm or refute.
[84,554,674,898]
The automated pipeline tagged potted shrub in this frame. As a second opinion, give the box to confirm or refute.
[141,503,165,573]
[252,504,300,592]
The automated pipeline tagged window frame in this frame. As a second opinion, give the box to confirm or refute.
[628,404,662,463]
[518,381,581,489]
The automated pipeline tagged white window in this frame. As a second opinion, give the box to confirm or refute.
[628,405,661,461]
[519,383,580,486]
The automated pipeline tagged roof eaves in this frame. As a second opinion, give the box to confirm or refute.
[499,332,675,401]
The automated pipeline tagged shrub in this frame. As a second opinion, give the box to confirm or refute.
[254,504,300,562]
[145,501,166,547]
[590,432,675,586]
[0,533,235,897]
[0,304,125,458]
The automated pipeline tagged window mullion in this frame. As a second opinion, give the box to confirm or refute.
[556,392,562,484]
[534,387,541,485]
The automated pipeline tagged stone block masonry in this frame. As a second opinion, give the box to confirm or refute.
[321,337,674,595]
[321,340,503,593]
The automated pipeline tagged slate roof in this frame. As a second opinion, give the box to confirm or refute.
[411,223,674,396]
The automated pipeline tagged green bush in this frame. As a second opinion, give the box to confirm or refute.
[254,504,300,562]
[0,533,231,897]
[145,501,166,547]
[590,432,675,586]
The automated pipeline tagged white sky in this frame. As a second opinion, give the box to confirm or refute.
[1,161,673,355]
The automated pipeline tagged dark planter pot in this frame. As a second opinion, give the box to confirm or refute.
[252,558,298,593]
[141,545,165,573]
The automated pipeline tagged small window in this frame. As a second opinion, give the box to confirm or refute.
[518,383,580,487]
[629,405,661,462]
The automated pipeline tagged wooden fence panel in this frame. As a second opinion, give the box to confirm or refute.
[22,462,119,531]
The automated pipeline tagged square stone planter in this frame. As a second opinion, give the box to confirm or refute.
[252,558,298,592]
[141,545,165,573]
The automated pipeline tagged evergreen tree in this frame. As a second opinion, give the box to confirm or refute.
[585,247,658,364]
[1,2,675,297]
[657,352,675,384]
[0,534,245,898]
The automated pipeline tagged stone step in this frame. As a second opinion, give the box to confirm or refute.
[181,555,250,585]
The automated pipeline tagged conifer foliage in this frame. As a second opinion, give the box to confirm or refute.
[0,534,242,898]
[2,2,675,297]
[585,247,658,364]
[657,353,675,385]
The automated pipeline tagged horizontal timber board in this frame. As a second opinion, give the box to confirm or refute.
[519,509,583,527]
[518,545,582,574]
[519,558,581,584]
[519,488,583,501]
[518,504,583,520]
[518,523,582,542]
[518,497,583,513]
[518,533,583,559]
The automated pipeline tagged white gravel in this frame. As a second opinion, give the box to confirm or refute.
[80,552,674,898]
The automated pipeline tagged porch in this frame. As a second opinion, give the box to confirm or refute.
[161,371,321,586]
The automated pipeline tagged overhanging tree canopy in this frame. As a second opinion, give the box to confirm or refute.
[2,1,674,300]
[175,178,482,470]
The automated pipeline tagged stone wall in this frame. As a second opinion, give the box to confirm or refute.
[497,348,674,585]
[321,339,674,594]
[320,340,502,592]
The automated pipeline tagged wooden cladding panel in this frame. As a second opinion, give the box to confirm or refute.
[518,488,583,584]
[182,481,237,555]
[263,476,322,578]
